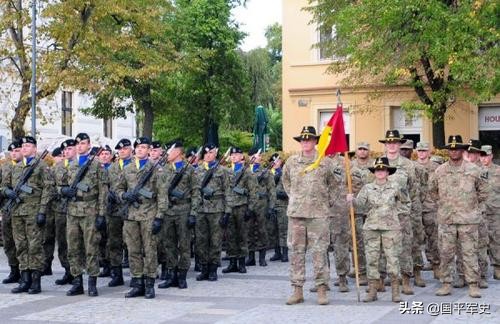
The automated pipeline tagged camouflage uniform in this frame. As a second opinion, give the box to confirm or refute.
[249,164,274,253]
[0,161,19,270]
[428,160,488,285]
[115,159,160,279]
[482,162,500,276]
[411,161,425,270]
[282,151,342,288]
[272,168,288,250]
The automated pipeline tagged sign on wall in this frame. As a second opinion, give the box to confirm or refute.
[479,106,500,131]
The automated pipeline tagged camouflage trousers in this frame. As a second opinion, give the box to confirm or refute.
[411,212,425,269]
[124,218,158,278]
[276,206,288,247]
[163,212,191,271]
[439,224,479,284]
[266,214,278,249]
[247,204,268,251]
[43,210,69,269]
[67,214,101,277]
[380,213,413,276]
[226,205,248,259]
[488,213,500,267]
[352,214,366,275]
[195,212,223,266]
[329,215,350,277]
[12,214,44,271]
[364,229,401,280]
[104,215,124,267]
[455,218,488,279]
[422,211,439,266]
[1,212,18,267]
[288,217,330,288]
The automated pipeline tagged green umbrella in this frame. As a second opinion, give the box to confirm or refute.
[253,105,269,152]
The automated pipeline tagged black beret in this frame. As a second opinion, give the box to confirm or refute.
[151,141,162,149]
[21,136,37,145]
[102,145,112,152]
[52,147,63,157]
[8,139,21,151]
[230,147,243,154]
[90,146,100,155]
[134,137,151,148]
[165,139,183,149]
[75,133,90,143]
[115,138,132,149]
[248,147,261,156]
[185,147,198,159]
[61,139,77,150]
[201,143,217,159]
[269,153,280,163]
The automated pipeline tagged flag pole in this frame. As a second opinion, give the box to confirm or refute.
[337,89,361,302]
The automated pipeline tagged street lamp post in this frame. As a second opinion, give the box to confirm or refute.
[31,0,37,136]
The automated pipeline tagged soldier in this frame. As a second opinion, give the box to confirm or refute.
[379,130,417,295]
[430,135,488,298]
[269,153,288,262]
[283,126,343,306]
[150,141,163,162]
[479,145,500,280]
[60,133,108,297]
[246,148,274,267]
[222,147,257,274]
[1,140,22,284]
[185,147,201,272]
[192,144,230,281]
[115,137,162,298]
[1,136,53,294]
[415,142,440,278]
[157,140,195,289]
[347,157,407,303]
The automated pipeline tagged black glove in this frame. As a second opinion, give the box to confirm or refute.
[187,214,196,229]
[276,191,288,200]
[35,213,46,227]
[219,213,230,228]
[4,188,18,200]
[61,186,77,198]
[122,191,139,203]
[244,209,255,222]
[151,217,163,235]
[95,215,106,231]
[108,190,118,204]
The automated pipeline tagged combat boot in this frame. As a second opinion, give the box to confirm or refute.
[238,257,247,273]
[122,249,129,269]
[281,247,289,262]
[208,263,218,281]
[28,270,42,294]
[391,277,401,303]
[270,246,282,261]
[125,277,145,298]
[494,266,500,280]
[414,267,426,287]
[158,269,174,288]
[435,282,452,296]
[66,275,84,296]
[479,277,488,289]
[453,275,465,288]
[358,273,368,286]
[88,276,98,297]
[145,277,155,299]
[222,258,239,273]
[55,267,74,285]
[98,261,111,277]
[317,284,329,305]
[377,277,386,292]
[11,270,31,294]
[401,274,414,295]
[2,266,21,284]
[196,265,209,281]
[468,282,481,298]
[246,251,256,266]
[363,280,378,302]
[310,284,330,293]
[177,270,188,289]
[432,264,441,280]
[338,275,349,293]
[286,286,304,305]
[258,249,267,266]
[159,262,167,281]
[108,267,124,287]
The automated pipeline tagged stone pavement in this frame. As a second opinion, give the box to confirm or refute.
[0,251,498,324]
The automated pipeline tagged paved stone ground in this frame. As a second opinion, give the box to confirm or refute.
[0,251,498,324]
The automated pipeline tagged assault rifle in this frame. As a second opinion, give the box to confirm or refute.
[199,148,231,199]
[168,146,202,203]
[257,154,280,185]
[232,148,261,196]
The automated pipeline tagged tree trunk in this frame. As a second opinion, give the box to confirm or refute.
[432,119,445,149]
[10,82,31,138]
[142,99,154,139]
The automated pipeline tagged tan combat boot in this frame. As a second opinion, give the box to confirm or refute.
[432,264,440,280]
[494,266,500,280]
[317,284,329,305]
[479,277,488,289]
[391,277,401,303]
[358,273,368,286]
[363,280,378,302]
[377,277,386,292]
[453,275,465,288]
[309,284,330,293]
[414,268,426,287]
[401,274,414,295]
[286,286,304,305]
[435,283,452,296]
[338,275,349,293]
[468,282,481,298]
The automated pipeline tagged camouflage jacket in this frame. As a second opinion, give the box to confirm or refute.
[115,159,160,221]
[429,160,489,225]
[107,160,132,217]
[354,180,409,230]
[0,160,16,206]
[272,168,288,208]
[64,157,108,217]
[387,155,417,216]
[157,161,195,216]
[226,164,258,210]
[482,163,500,215]
[282,151,343,219]
[191,163,230,215]
[52,159,76,214]
[350,158,374,215]
[329,155,348,219]
[1,156,53,216]
[418,160,440,213]
[251,164,276,210]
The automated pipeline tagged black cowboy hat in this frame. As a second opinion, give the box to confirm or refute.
[368,157,397,175]
[378,130,407,144]
[441,135,469,150]
[467,139,482,153]
[293,126,320,142]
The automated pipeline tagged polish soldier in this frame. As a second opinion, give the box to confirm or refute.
[1,136,53,294]
[97,145,113,278]
[269,153,288,262]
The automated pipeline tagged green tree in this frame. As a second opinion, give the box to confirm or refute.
[265,23,282,63]
[307,0,499,147]
[244,48,275,108]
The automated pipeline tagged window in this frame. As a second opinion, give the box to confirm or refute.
[61,91,73,136]
[390,106,422,144]
[318,25,334,60]
[103,118,113,138]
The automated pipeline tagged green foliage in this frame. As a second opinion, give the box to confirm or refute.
[219,129,254,152]
[267,105,282,150]
[265,23,282,63]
